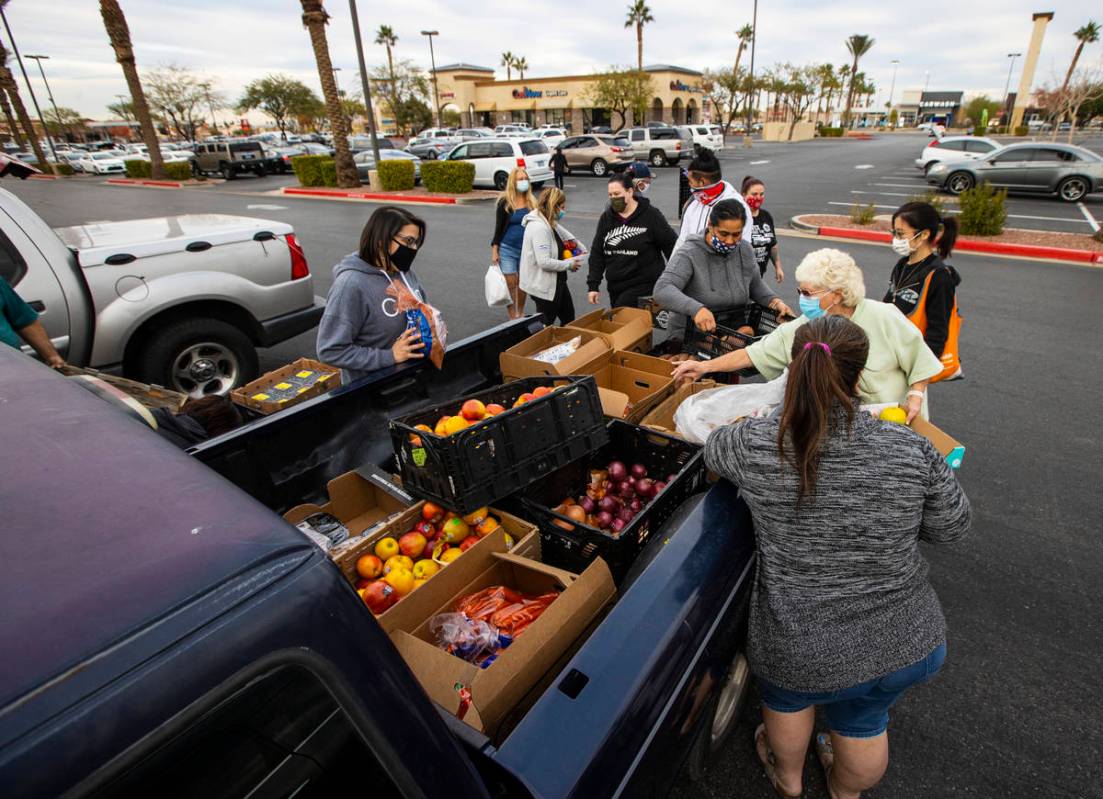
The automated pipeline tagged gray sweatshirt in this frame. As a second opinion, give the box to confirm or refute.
[315,253,426,384]
[653,233,777,338]
[704,406,971,692]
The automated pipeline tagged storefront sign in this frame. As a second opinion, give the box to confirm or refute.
[512,87,543,99]
[669,80,704,93]
[440,91,455,99]
[545,89,568,97]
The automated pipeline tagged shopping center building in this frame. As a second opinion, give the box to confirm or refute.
[403,64,713,133]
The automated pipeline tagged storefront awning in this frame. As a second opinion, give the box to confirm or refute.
[475,102,496,112]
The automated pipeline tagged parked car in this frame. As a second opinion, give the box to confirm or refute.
[914,135,1000,173]
[587,125,614,135]
[536,128,567,148]
[13,151,39,165]
[58,151,87,172]
[348,135,397,153]
[76,152,126,174]
[925,141,1103,202]
[556,134,632,176]
[405,137,453,160]
[916,121,946,138]
[452,128,488,141]
[493,125,533,138]
[264,145,307,174]
[678,124,725,151]
[417,127,461,143]
[299,142,336,157]
[444,138,552,189]
[1026,119,1053,133]
[192,140,269,179]
[618,126,685,167]
[353,149,421,183]
[0,186,324,395]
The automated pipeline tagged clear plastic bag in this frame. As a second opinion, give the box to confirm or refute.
[430,612,504,665]
[674,372,788,444]
[533,336,581,364]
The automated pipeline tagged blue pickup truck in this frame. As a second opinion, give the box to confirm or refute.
[0,319,756,798]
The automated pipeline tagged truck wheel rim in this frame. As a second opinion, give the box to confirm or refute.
[1061,179,1086,200]
[712,653,749,745]
[172,342,239,398]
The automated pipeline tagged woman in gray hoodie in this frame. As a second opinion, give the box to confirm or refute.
[654,199,792,340]
[316,206,431,383]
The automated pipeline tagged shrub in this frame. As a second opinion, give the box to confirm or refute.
[908,190,948,217]
[290,154,331,187]
[972,125,987,137]
[958,181,1007,236]
[1013,125,1029,137]
[420,160,475,193]
[377,159,416,191]
[51,162,74,176]
[163,161,192,181]
[818,127,844,138]
[124,159,152,178]
[848,202,876,225]
[320,159,337,187]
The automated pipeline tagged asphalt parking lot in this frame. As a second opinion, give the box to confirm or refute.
[6,135,1103,796]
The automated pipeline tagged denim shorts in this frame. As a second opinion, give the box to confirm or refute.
[498,243,521,275]
[757,643,947,738]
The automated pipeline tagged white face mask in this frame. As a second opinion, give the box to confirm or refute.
[891,233,918,256]
[516,180,530,193]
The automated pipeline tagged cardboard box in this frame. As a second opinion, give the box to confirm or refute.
[910,416,966,470]
[283,468,412,538]
[566,307,653,354]
[231,357,341,415]
[389,546,615,737]
[580,350,675,422]
[499,327,610,380]
[639,380,719,437]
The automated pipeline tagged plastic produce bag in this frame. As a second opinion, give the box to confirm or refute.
[533,336,581,365]
[389,275,447,369]
[430,612,509,667]
[485,264,511,307]
[455,585,559,638]
[674,372,788,444]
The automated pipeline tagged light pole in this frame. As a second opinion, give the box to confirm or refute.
[421,30,441,128]
[25,55,65,142]
[1003,52,1021,122]
[743,0,757,147]
[348,0,381,165]
[0,9,57,162]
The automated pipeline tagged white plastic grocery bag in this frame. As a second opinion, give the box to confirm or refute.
[674,373,788,444]
[485,264,511,307]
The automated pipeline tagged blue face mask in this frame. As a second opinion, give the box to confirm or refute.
[557,209,566,220]
[709,235,738,255]
[799,293,836,320]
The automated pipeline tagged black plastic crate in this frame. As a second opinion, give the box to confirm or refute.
[390,376,608,514]
[519,420,705,582]
[682,304,785,377]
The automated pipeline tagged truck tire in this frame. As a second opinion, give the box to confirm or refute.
[220,163,235,181]
[684,652,751,782]
[494,171,509,190]
[649,149,667,167]
[135,317,259,399]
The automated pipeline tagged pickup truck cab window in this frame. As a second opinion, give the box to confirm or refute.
[0,228,27,285]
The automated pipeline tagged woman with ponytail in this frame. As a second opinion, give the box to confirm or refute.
[885,201,964,381]
[704,315,971,799]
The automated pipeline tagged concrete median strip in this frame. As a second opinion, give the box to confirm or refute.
[791,214,1103,266]
[105,177,216,189]
[280,186,498,206]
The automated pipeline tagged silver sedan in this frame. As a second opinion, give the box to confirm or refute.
[925,141,1103,202]
[353,149,421,184]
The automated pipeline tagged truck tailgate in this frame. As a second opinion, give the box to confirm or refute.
[490,481,755,798]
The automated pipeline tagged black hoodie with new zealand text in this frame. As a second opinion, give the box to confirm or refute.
[587,197,678,302]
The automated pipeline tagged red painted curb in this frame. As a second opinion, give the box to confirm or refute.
[106,178,185,188]
[282,187,458,204]
[28,174,59,180]
[815,224,1102,265]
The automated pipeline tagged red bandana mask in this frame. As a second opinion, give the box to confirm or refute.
[746,195,764,211]
[693,181,725,206]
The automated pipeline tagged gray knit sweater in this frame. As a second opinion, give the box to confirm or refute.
[704,405,971,693]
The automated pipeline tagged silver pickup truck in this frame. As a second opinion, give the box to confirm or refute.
[0,187,324,396]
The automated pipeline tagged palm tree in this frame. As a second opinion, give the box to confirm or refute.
[99,0,164,178]
[500,51,515,81]
[0,43,25,150]
[1062,21,1100,92]
[374,25,400,134]
[514,56,528,80]
[624,0,654,72]
[300,0,358,188]
[0,88,23,150]
[842,34,874,127]
[734,24,754,76]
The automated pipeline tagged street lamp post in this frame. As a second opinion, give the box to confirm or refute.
[25,55,65,143]
[1003,52,1022,123]
[0,9,57,162]
[348,0,381,165]
[421,30,441,128]
[887,59,899,124]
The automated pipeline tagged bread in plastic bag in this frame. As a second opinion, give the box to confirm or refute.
[673,372,788,444]
[533,335,581,365]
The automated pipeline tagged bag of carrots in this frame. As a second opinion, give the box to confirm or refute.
[455,585,559,638]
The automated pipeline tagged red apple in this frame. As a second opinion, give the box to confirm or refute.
[399,531,428,559]
[459,535,481,551]
[361,580,397,614]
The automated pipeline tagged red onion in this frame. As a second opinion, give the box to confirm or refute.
[619,482,636,499]
[611,517,627,533]
[617,506,634,523]
[629,498,643,512]
[607,461,628,482]
[598,496,618,513]
[635,478,655,498]
[626,476,637,488]
[666,473,678,483]
[631,463,648,479]
[579,496,596,515]
[595,510,614,529]
[654,481,667,494]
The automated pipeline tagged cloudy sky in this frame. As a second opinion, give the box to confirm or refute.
[3,0,1100,122]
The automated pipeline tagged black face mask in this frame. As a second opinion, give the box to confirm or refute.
[391,243,418,272]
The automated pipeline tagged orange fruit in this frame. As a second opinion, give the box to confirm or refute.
[413,559,440,579]
[384,554,414,574]
[374,537,399,560]
[461,399,487,421]
[475,515,501,537]
[434,416,450,436]
[383,566,416,596]
[485,403,506,416]
[438,547,463,564]
[462,506,489,525]
[533,386,553,397]
[409,423,433,447]
[443,415,470,435]
[422,502,444,523]
[355,554,384,579]
[441,517,470,543]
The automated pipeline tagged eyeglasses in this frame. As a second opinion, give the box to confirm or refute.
[796,287,830,298]
[393,235,420,249]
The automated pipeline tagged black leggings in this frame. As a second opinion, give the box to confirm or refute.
[532,276,575,326]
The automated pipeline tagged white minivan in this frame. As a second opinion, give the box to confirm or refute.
[444,138,553,190]
[679,125,725,151]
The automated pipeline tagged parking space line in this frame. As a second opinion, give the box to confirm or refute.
[851,190,912,197]
[827,201,1090,225]
[1077,202,1101,232]
[872,182,929,188]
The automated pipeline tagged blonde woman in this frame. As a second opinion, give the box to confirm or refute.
[519,188,584,325]
[672,248,943,421]
[491,167,538,318]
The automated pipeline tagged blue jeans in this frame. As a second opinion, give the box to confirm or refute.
[498,242,521,275]
[757,643,947,738]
